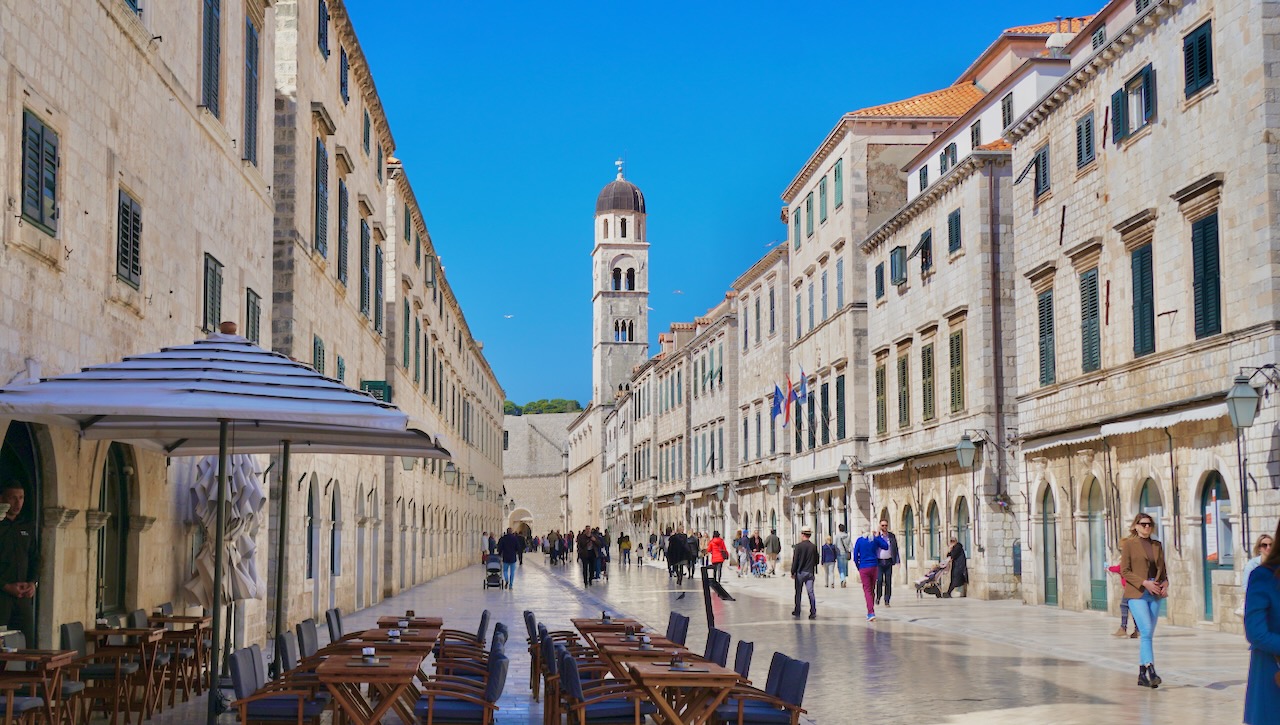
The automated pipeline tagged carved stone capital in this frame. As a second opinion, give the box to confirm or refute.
[128,515,157,533]
[85,510,112,532]
[43,506,80,529]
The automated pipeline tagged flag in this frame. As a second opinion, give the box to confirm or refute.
[784,376,796,427]
[770,384,784,420]
[796,368,809,405]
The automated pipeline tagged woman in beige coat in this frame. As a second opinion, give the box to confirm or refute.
[1120,512,1168,688]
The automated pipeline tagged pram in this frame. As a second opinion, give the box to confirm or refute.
[915,564,948,598]
[750,552,769,577]
[483,554,503,589]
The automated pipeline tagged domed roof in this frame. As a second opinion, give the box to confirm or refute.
[596,162,645,214]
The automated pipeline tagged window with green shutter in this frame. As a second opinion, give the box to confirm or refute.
[202,253,223,332]
[404,205,411,242]
[1192,213,1221,338]
[1092,26,1106,50]
[376,145,383,183]
[359,220,371,317]
[949,330,965,412]
[921,343,935,421]
[807,393,817,449]
[245,288,261,344]
[360,380,392,403]
[805,193,814,237]
[1076,112,1095,168]
[1132,243,1155,356]
[374,245,385,333]
[1034,145,1051,197]
[970,120,981,149]
[819,177,828,223]
[947,209,962,252]
[413,318,421,382]
[337,180,349,284]
[317,0,330,58]
[1113,64,1156,142]
[794,400,803,452]
[897,353,910,429]
[314,138,328,256]
[414,233,421,268]
[116,189,142,288]
[875,364,887,435]
[820,382,830,446]
[312,335,325,375]
[1001,93,1013,128]
[916,230,933,272]
[362,110,371,154]
[833,159,843,208]
[793,210,801,250]
[795,293,801,336]
[339,47,349,103]
[243,16,260,165]
[336,356,345,383]
[875,262,885,299]
[918,166,928,191]
[1184,21,1213,97]
[1080,269,1101,372]
[835,374,846,439]
[890,247,907,285]
[1038,289,1056,385]
[402,300,410,367]
[20,110,59,234]
[201,0,221,117]
[836,258,845,310]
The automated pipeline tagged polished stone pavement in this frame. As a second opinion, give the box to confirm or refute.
[146,553,1252,724]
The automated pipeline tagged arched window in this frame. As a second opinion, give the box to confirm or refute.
[620,218,627,238]
[611,268,622,291]
[330,487,341,575]
[626,268,636,291]
[955,496,971,553]
[98,443,132,616]
[306,481,317,581]
[902,505,915,560]
[602,219,609,238]
[927,501,940,560]
[627,321,635,342]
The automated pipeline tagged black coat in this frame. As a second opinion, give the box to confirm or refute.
[666,533,688,563]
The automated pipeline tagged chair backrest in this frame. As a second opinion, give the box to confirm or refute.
[228,649,256,700]
[490,631,506,658]
[296,619,319,658]
[777,658,810,706]
[558,651,585,701]
[483,653,509,703]
[764,652,789,697]
[666,612,690,645]
[106,615,126,646]
[128,609,147,628]
[3,632,28,672]
[523,611,537,642]
[733,640,753,680]
[158,602,175,630]
[475,610,490,644]
[541,635,558,677]
[276,632,300,672]
[704,628,730,667]
[61,622,87,658]
[248,644,267,690]
[325,608,343,641]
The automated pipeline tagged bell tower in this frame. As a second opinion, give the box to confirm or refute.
[591,160,649,406]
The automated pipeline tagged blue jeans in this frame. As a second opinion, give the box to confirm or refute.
[1129,592,1160,665]
[501,562,516,587]
[836,555,849,582]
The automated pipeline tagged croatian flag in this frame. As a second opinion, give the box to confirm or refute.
[796,367,809,405]
[770,384,784,421]
[784,376,797,427]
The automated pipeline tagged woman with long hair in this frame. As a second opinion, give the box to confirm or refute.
[1244,519,1280,724]
[1244,533,1274,584]
[1120,512,1168,688]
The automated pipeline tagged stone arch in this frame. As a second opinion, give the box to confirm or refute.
[620,218,628,238]
[602,218,609,239]
[625,268,636,291]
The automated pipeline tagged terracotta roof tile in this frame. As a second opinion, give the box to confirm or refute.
[1005,16,1093,34]
[977,139,1012,151]
[850,84,985,118]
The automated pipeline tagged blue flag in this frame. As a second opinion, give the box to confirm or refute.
[770,384,784,420]
[796,368,809,405]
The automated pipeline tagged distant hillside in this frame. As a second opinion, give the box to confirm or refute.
[504,398,583,416]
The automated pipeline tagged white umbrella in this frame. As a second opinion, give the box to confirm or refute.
[0,328,451,724]
[179,455,266,606]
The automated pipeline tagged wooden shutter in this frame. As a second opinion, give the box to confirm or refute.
[1131,244,1155,356]
[318,0,330,57]
[314,139,328,256]
[836,374,846,439]
[1080,269,1101,372]
[360,220,371,316]
[1034,146,1051,196]
[1141,65,1157,124]
[21,111,43,222]
[1192,213,1221,338]
[340,47,349,103]
[243,18,259,164]
[337,181,349,283]
[921,344,935,421]
[202,0,221,117]
[116,190,142,287]
[374,245,385,332]
[950,330,965,412]
[794,400,803,451]
[875,262,885,298]
[1038,290,1056,385]
[875,365,886,434]
[897,354,909,428]
[948,209,961,252]
[1184,22,1213,96]
[203,254,223,332]
[1076,113,1094,167]
[313,336,324,374]
[402,300,410,367]
[1111,89,1128,143]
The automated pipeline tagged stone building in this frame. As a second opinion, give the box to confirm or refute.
[0,0,277,646]
[501,412,576,537]
[860,25,1080,598]
[1007,0,1279,631]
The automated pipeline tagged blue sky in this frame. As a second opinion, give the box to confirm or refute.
[347,0,1099,406]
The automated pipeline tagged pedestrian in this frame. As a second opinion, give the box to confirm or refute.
[764,529,782,576]
[480,530,489,563]
[873,519,900,605]
[707,531,729,581]
[1245,533,1274,584]
[854,527,890,621]
[576,526,596,587]
[666,527,689,585]
[737,530,752,576]
[517,534,525,566]
[1243,518,1280,725]
[821,536,837,588]
[834,524,852,589]
[791,526,819,619]
[487,532,497,557]
[649,530,659,560]
[750,530,765,556]
[1109,522,1139,638]
[619,534,632,567]
[0,484,38,645]
[1120,512,1168,688]
[942,536,968,598]
[686,531,701,579]
[496,527,522,589]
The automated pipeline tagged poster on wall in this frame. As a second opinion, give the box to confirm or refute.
[1204,500,1219,563]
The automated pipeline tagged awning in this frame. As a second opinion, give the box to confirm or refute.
[1022,427,1104,455]
[1100,402,1228,437]
[863,460,906,474]
[683,490,705,502]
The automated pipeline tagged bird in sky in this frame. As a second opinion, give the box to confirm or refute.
[764,240,777,248]
[673,290,684,295]
[503,314,515,319]
[646,306,655,311]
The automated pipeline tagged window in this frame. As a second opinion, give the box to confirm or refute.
[620,218,627,237]
[807,283,814,331]
[1092,26,1106,50]
[793,211,801,250]
[243,16,260,165]
[337,180,349,284]
[312,335,325,374]
[1135,0,1152,11]
[940,143,957,173]
[1112,64,1156,142]
[768,287,776,334]
[921,343,935,421]
[897,353,910,429]
[336,356,345,383]
[201,0,221,116]
[1192,212,1221,338]
[970,120,981,150]
[402,300,411,368]
[805,193,814,237]
[875,363,887,435]
[376,145,383,182]
[833,159,843,208]
[741,419,748,463]
[245,289,261,344]
[317,0,330,58]
[820,271,828,321]
[339,47,349,103]
[359,219,371,316]
[755,411,762,459]
[203,253,223,332]
[795,293,802,336]
[875,262,885,299]
[794,399,802,452]
[819,177,828,223]
[754,297,761,344]
[1184,21,1213,97]
[1034,145,1051,197]
[918,166,928,191]
[362,110,371,153]
[1001,92,1013,129]
[950,330,965,412]
[770,402,777,453]
[116,189,142,288]
[947,209,962,252]
[903,506,916,560]
[1038,289,1056,386]
[1076,112,1095,168]
[1080,269,1101,373]
[20,110,59,234]
[915,230,933,272]
[820,382,830,446]
[1132,243,1155,357]
[835,374,846,439]
[314,138,328,256]
[835,259,845,310]
[807,393,816,449]
[890,247,907,286]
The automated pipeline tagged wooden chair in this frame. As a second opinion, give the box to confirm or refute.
[59,621,139,725]
[714,656,810,725]
[414,652,506,725]
[558,652,656,725]
[228,645,327,725]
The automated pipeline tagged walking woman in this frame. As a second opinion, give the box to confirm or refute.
[821,536,838,588]
[1244,519,1280,724]
[1120,512,1168,688]
[707,531,729,581]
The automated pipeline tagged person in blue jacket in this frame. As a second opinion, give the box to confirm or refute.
[1244,519,1280,724]
[853,528,890,622]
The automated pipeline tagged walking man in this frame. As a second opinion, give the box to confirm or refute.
[834,524,852,588]
[874,519,901,606]
[666,527,689,585]
[496,528,522,589]
[854,527,890,622]
[0,484,38,645]
[791,526,819,619]
[764,529,782,576]
[576,526,596,587]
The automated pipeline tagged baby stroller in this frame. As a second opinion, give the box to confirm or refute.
[915,565,948,598]
[483,554,503,589]
[750,552,769,577]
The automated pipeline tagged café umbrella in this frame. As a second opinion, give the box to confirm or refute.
[0,326,451,724]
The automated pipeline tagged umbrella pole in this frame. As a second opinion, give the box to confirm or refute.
[271,440,291,677]
[207,419,230,725]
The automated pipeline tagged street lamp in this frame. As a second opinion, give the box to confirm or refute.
[444,461,459,487]
[467,475,478,495]
[955,433,978,468]
[1227,374,1260,429]
[713,484,724,501]
[836,460,851,486]
[400,457,416,471]
[673,492,684,506]
[476,483,485,499]
[763,477,778,496]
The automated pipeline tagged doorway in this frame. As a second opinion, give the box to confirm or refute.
[97,444,131,618]
[1042,487,1058,606]
[955,498,971,553]
[1085,479,1107,610]
[1201,473,1232,619]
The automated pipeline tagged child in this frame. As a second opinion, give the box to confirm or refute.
[821,536,838,588]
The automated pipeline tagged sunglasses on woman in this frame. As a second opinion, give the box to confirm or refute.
[1137,521,1154,528]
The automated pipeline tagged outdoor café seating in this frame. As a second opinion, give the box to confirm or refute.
[60,621,140,725]
[664,612,690,646]
[414,651,507,725]
[702,627,731,668]
[732,640,754,680]
[228,644,327,725]
[0,631,77,725]
[714,655,811,725]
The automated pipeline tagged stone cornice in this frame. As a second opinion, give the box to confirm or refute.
[330,0,396,154]
[731,246,788,291]
[1009,0,1184,143]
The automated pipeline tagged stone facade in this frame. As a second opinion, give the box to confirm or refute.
[502,412,575,535]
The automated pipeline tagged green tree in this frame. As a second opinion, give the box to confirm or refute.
[504,400,521,416]
[520,398,582,415]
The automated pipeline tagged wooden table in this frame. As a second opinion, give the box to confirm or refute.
[570,617,641,635]
[356,628,440,643]
[316,652,423,725]
[376,616,444,629]
[624,660,742,725]
[0,649,74,725]
[85,627,165,720]
[147,614,212,695]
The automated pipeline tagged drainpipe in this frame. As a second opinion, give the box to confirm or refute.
[1164,428,1181,555]
[1067,453,1077,551]
[989,164,1008,498]
[1104,438,1117,549]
